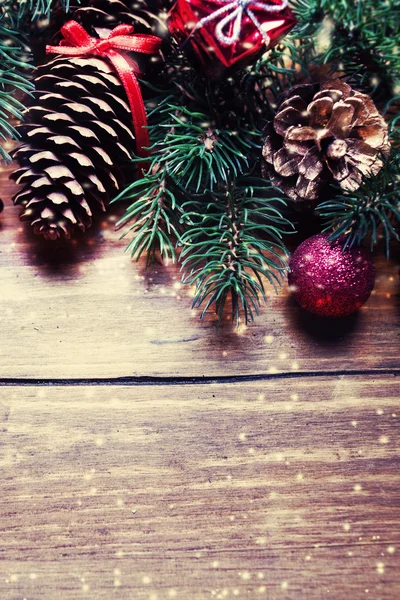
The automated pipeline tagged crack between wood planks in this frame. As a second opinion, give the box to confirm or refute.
[0,369,399,386]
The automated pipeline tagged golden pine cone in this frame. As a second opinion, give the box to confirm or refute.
[261,80,390,203]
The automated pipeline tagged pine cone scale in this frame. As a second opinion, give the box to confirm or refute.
[273,148,299,177]
[298,148,324,181]
[274,107,308,136]
[326,102,356,137]
[308,97,334,127]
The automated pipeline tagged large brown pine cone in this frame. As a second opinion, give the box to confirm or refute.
[11,0,168,241]
[261,80,390,203]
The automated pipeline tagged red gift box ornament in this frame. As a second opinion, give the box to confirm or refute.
[168,0,297,76]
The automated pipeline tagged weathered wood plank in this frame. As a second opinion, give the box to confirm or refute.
[0,377,399,599]
[1,165,400,379]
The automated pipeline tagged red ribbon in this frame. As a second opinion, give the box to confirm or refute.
[46,20,162,159]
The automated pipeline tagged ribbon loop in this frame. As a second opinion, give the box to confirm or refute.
[61,20,93,48]
[46,20,162,159]
[109,24,135,37]
[194,0,289,47]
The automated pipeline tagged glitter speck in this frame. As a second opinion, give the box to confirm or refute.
[376,562,385,575]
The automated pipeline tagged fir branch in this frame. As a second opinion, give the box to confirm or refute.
[0,3,33,160]
[17,0,73,21]
[318,147,400,257]
[112,166,182,267]
[289,0,325,37]
[148,103,254,193]
[291,0,400,101]
[179,178,292,326]
[319,93,400,257]
[0,0,74,160]
[244,37,317,120]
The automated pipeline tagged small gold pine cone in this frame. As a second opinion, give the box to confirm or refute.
[261,80,390,203]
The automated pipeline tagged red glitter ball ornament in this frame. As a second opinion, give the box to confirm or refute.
[288,234,375,318]
[168,0,297,77]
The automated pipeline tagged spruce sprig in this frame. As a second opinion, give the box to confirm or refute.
[318,96,400,256]
[291,0,400,100]
[114,93,260,268]
[0,3,33,160]
[245,37,316,120]
[112,167,182,267]
[318,147,400,257]
[0,0,73,160]
[17,0,73,20]
[147,104,254,193]
[180,178,292,326]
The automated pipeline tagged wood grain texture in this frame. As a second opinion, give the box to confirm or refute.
[1,377,399,599]
[1,164,400,379]
[2,151,400,600]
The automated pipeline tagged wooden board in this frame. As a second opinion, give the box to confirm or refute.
[1,160,400,600]
[1,377,399,600]
[1,165,400,379]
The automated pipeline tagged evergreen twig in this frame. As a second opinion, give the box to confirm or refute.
[112,166,182,268]
[0,2,32,160]
[318,144,400,257]
[17,0,73,21]
[291,0,400,100]
[180,178,292,326]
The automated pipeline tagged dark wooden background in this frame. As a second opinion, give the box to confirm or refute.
[1,162,399,599]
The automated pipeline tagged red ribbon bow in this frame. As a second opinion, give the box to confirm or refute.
[46,20,162,159]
